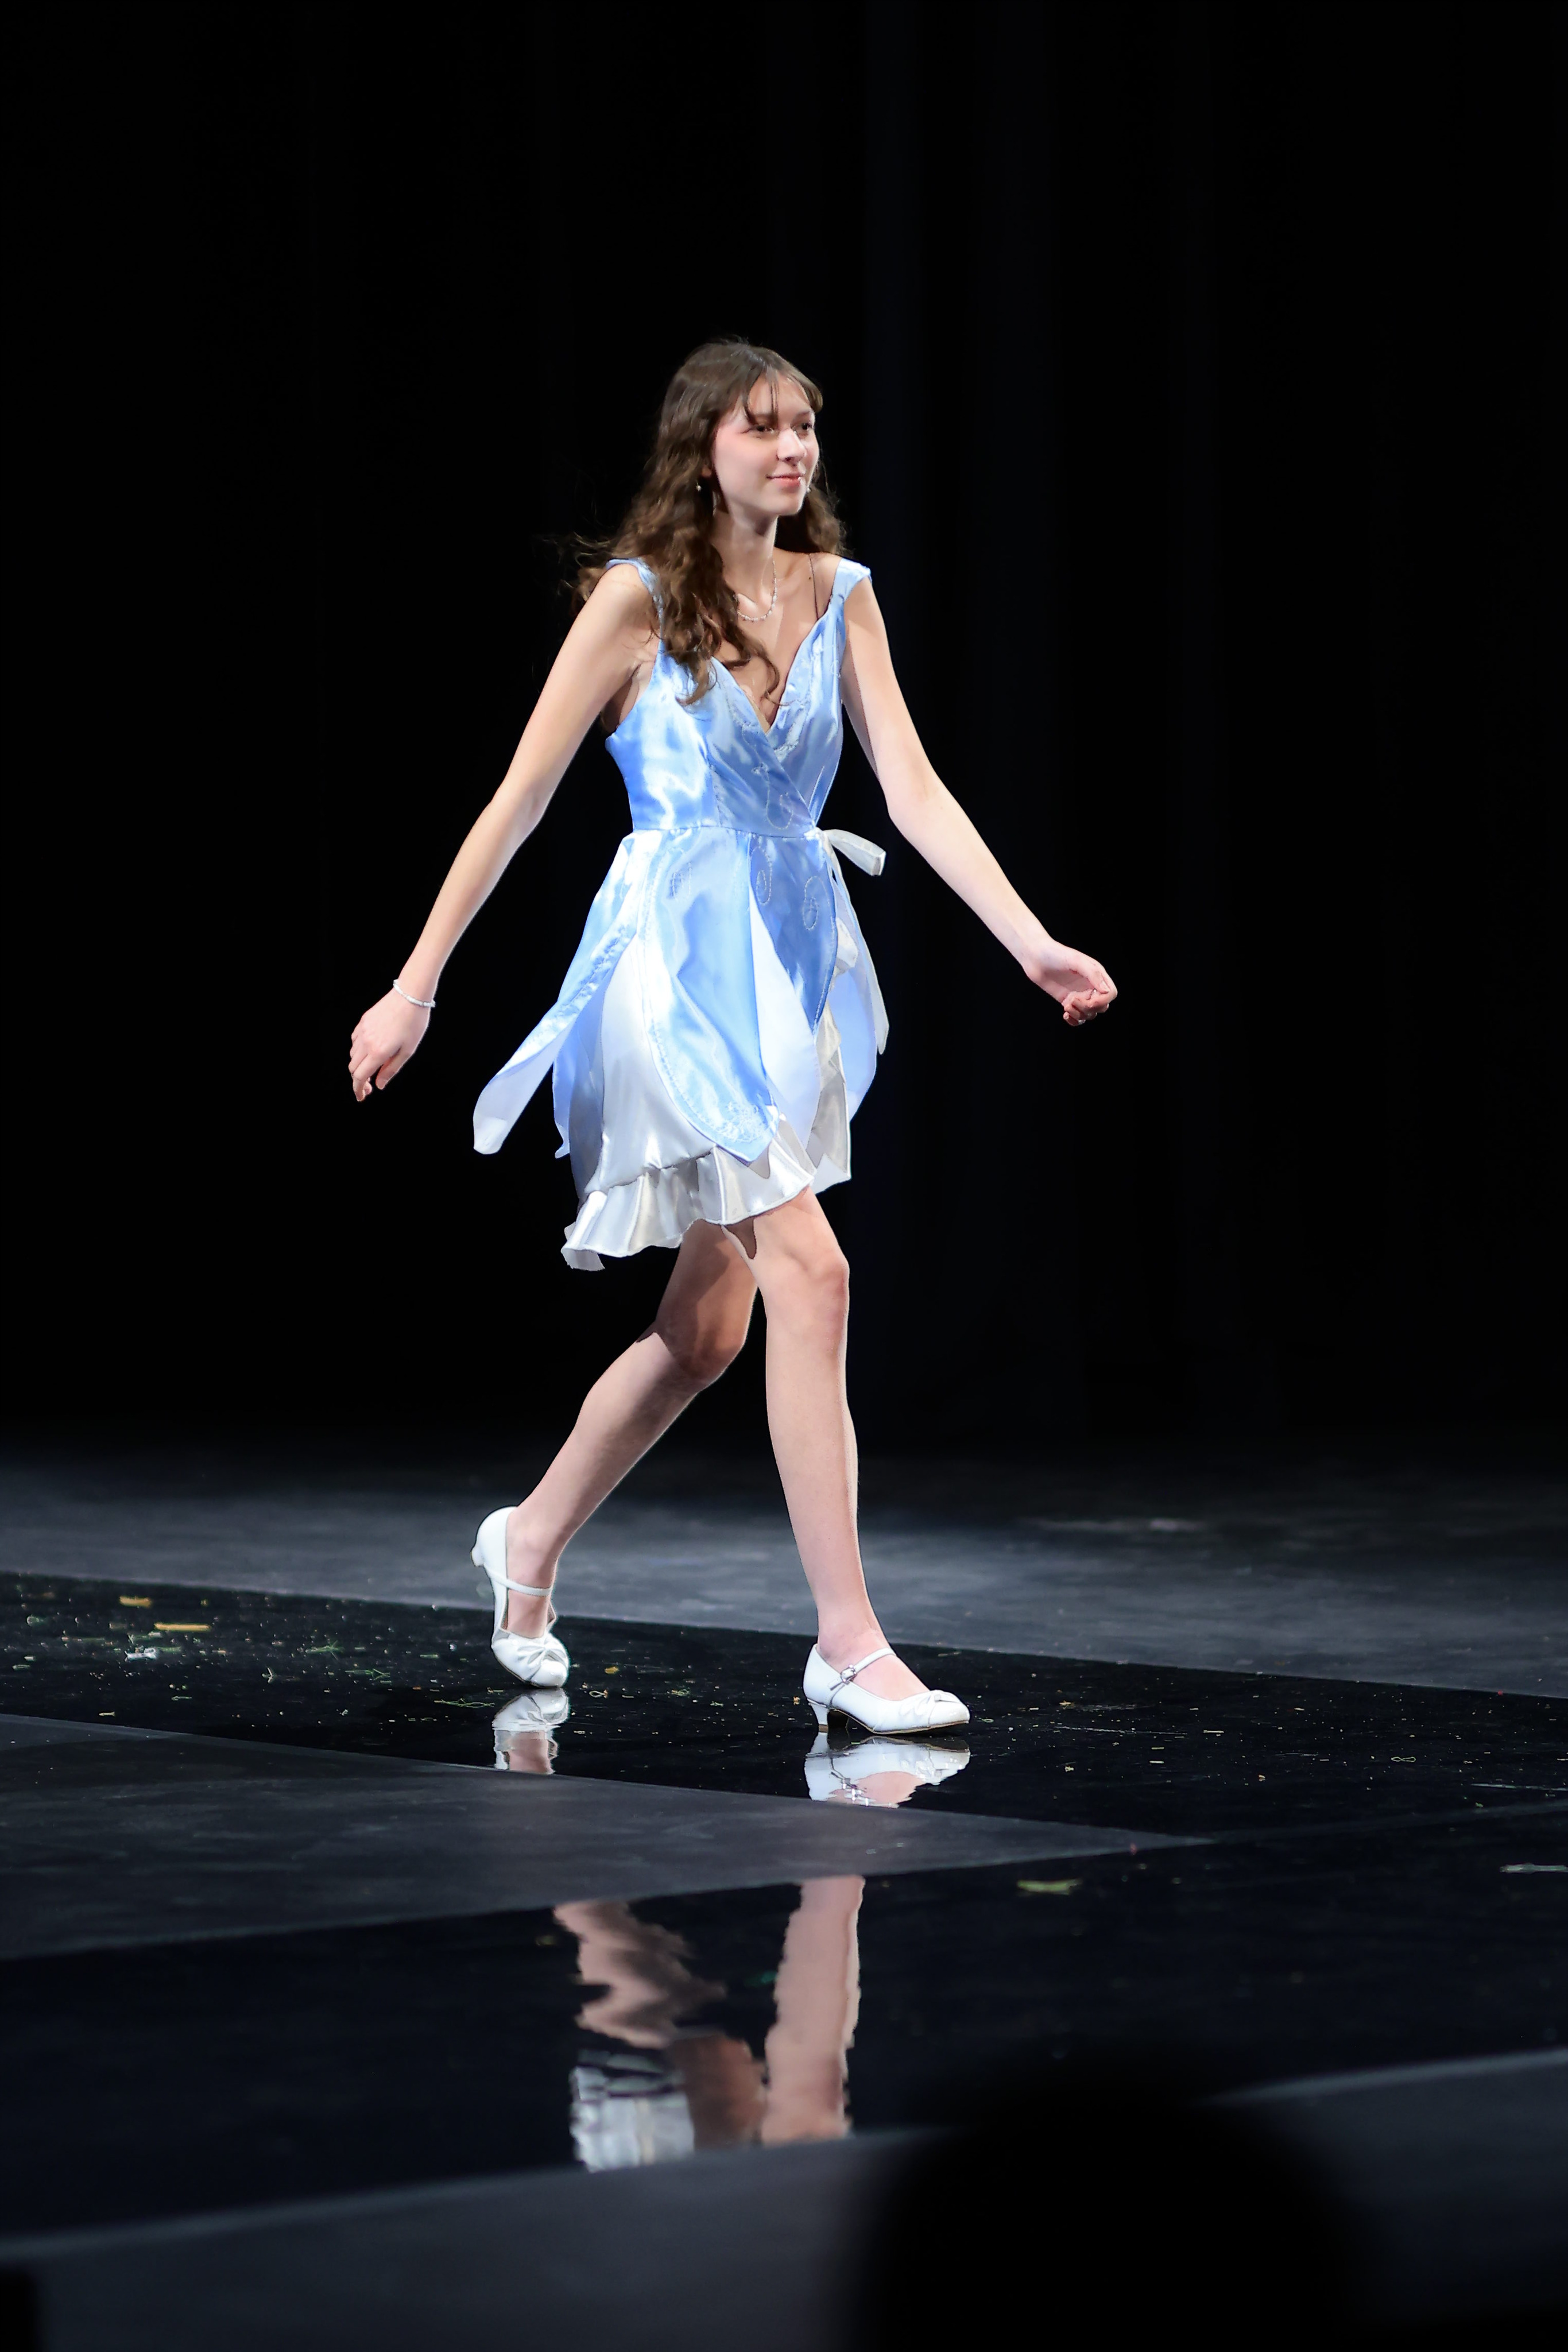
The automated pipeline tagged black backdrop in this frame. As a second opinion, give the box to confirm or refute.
[5,4,1563,1450]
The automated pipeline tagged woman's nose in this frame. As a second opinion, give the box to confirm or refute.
[778,429,806,459]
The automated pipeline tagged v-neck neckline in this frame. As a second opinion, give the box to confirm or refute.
[718,601,833,738]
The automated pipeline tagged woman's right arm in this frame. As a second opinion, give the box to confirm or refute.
[349,567,656,1102]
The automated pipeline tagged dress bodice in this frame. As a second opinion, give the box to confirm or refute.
[605,554,870,838]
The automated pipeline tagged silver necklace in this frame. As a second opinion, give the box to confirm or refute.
[732,555,778,625]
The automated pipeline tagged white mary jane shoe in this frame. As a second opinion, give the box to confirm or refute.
[803,1730,970,1805]
[474,1507,570,1689]
[802,1643,969,1736]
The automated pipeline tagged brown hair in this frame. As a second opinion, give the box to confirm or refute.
[575,338,845,702]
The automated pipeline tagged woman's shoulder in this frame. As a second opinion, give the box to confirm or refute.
[793,551,871,606]
[826,552,870,593]
[590,558,662,625]
[830,556,873,620]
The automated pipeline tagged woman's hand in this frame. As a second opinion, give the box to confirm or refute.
[1022,938,1117,1027]
[349,992,429,1101]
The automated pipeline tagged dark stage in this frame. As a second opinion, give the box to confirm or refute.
[3,2,1565,2347]
[2,1438,1565,2345]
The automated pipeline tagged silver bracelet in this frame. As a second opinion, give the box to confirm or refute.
[392,980,436,1011]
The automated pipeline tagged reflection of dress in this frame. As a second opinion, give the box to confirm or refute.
[473,557,888,1268]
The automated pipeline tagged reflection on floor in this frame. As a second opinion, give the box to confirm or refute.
[5,1572,1563,1833]
[1,1446,1565,2349]
[4,1785,1563,2236]
[562,1878,862,2168]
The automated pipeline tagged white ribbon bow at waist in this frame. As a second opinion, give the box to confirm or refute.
[818,828,886,876]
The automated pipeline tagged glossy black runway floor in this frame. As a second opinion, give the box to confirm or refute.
[2,1444,1565,2349]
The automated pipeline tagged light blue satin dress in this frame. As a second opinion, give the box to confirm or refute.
[473,556,888,1269]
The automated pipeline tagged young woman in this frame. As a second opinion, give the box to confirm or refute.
[349,339,1114,1739]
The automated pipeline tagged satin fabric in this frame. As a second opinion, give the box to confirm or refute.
[473,556,888,1251]
[555,918,853,1272]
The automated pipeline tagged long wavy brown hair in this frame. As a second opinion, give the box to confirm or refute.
[575,338,846,702]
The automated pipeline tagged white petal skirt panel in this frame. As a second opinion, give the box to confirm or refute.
[559,898,853,1273]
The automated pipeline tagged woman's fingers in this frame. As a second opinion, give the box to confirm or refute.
[1063,981,1113,1026]
[1068,964,1116,1025]
[348,1034,418,1096]
[349,1043,388,1099]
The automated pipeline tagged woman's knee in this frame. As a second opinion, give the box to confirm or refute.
[652,1227,757,1387]
[769,1227,851,1328]
[656,1295,754,1388]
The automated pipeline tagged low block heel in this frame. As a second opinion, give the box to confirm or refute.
[811,1701,830,1726]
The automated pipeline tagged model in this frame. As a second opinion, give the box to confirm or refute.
[349,339,1115,1739]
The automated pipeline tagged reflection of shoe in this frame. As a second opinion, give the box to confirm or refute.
[474,1507,570,1688]
[803,1730,971,1805]
[493,1688,570,1766]
[803,1643,969,1735]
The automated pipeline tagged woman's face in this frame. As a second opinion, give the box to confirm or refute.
[706,376,818,521]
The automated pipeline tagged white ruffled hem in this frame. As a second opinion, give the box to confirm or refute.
[562,1120,850,1272]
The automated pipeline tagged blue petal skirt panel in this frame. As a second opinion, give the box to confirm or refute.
[473,558,888,1269]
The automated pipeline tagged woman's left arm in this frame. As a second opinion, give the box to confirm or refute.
[842,580,1115,1026]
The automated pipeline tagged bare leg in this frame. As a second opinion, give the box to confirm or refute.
[731,1189,928,1703]
[555,1901,725,2047]
[819,1763,923,1808]
[760,1875,864,2144]
[504,1227,757,1634]
[555,1901,765,2150]
[496,1726,554,1775]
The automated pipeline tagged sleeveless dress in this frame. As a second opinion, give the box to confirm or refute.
[473,556,888,1270]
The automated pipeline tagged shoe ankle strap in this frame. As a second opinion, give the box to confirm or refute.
[831,1643,893,1694]
[504,1580,554,1597]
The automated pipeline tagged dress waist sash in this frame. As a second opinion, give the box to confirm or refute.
[626,822,886,876]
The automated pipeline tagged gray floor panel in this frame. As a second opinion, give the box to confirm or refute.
[11,2133,919,2352]
[4,1450,1562,1693]
[1231,2049,1568,2324]
[0,1714,1168,1959]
